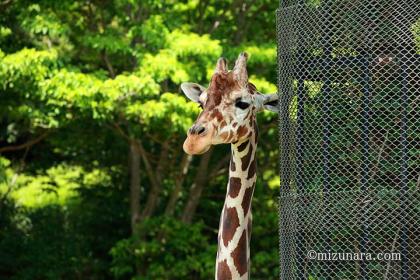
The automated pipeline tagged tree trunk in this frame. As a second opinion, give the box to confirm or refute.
[129,140,141,234]
[181,148,212,224]
[140,141,163,219]
[164,153,193,216]
[155,141,169,187]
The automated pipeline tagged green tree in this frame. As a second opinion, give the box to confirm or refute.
[0,0,280,279]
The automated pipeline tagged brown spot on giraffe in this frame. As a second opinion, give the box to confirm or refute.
[247,130,254,139]
[231,230,248,276]
[247,82,257,94]
[237,140,249,153]
[229,177,241,198]
[217,260,232,280]
[248,119,254,129]
[237,125,248,139]
[222,206,240,247]
[230,156,236,172]
[241,143,253,171]
[220,131,229,140]
[242,184,255,217]
[211,108,223,122]
[247,157,256,179]
[254,122,259,143]
[244,109,251,120]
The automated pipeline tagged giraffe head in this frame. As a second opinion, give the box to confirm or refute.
[181,52,278,155]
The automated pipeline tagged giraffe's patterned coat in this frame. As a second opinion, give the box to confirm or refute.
[181,52,278,280]
[217,133,257,280]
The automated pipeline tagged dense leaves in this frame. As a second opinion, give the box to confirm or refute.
[0,0,279,279]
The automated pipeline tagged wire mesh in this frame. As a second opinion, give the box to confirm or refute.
[277,1,419,279]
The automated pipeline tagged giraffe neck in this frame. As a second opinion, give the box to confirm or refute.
[216,131,257,280]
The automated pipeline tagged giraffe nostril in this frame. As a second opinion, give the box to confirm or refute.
[189,124,206,135]
[197,126,206,135]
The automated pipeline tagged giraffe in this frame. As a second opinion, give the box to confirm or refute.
[181,52,278,280]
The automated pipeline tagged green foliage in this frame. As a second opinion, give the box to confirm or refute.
[130,93,201,134]
[0,161,127,280]
[0,27,12,41]
[110,218,215,279]
[139,16,170,50]
[225,44,276,67]
[413,18,420,52]
[0,48,57,89]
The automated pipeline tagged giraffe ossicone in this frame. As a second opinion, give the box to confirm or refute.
[181,52,278,280]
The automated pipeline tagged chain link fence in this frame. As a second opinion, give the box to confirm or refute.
[277,0,419,279]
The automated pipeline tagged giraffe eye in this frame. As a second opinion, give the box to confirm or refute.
[235,99,250,110]
[198,102,203,109]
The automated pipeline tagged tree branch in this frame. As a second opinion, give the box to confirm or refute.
[181,148,213,224]
[0,131,50,153]
[155,140,170,185]
[209,152,231,178]
[164,153,193,216]
[101,50,116,78]
[0,0,13,11]
[129,140,141,234]
[111,122,161,220]
[138,140,161,219]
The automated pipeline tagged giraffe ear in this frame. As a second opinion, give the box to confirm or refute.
[180,82,206,103]
[257,93,279,113]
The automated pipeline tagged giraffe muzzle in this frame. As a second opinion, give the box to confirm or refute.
[183,124,213,155]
